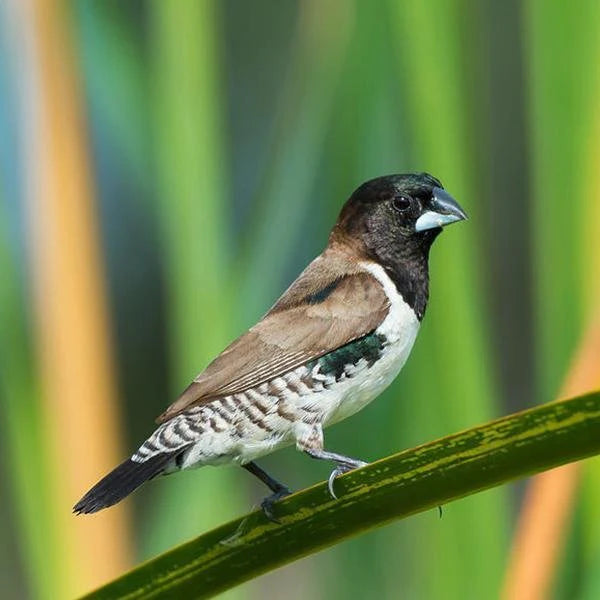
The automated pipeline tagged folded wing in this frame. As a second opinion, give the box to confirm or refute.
[157,254,389,423]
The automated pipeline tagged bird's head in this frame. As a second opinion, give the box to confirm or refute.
[331,173,467,266]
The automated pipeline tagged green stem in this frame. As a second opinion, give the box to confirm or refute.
[82,391,600,600]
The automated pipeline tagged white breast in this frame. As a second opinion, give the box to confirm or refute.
[361,262,420,345]
[315,261,421,425]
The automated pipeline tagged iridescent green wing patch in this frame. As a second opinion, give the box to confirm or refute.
[307,332,387,380]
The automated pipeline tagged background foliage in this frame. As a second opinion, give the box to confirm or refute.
[0,1,598,599]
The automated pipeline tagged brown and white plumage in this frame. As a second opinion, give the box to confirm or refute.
[74,173,467,516]
[157,250,390,423]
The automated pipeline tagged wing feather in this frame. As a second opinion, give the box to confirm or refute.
[156,254,389,423]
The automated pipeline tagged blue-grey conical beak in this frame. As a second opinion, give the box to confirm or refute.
[415,187,468,232]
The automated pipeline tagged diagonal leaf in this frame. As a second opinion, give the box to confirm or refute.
[82,390,600,600]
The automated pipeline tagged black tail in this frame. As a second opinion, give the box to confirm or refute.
[73,452,178,515]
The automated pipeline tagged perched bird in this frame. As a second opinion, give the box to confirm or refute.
[74,173,467,519]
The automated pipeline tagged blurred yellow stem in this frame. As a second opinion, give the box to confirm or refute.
[23,0,132,596]
[501,317,600,600]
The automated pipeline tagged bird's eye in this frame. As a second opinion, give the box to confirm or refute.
[392,195,412,212]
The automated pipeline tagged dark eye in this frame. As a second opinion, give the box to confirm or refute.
[392,194,412,212]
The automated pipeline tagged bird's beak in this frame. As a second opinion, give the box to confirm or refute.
[415,187,468,232]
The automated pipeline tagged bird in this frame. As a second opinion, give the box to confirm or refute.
[74,172,467,519]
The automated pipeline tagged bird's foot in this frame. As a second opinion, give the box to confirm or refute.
[328,459,368,500]
[260,486,292,523]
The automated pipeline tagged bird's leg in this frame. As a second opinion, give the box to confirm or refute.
[296,424,368,499]
[242,461,291,522]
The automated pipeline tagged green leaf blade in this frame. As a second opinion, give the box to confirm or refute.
[82,391,600,600]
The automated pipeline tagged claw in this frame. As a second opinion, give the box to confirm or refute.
[260,487,292,523]
[327,466,344,499]
[327,460,368,499]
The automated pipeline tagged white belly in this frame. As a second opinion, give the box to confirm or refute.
[322,333,418,426]
[318,262,420,425]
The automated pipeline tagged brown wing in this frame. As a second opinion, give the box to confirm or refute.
[156,253,389,423]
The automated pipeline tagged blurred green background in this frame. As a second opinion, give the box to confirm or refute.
[1,1,599,599]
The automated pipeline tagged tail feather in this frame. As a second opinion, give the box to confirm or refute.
[73,452,179,515]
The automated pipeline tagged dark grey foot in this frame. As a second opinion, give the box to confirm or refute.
[303,448,368,499]
[260,486,292,523]
[242,461,292,522]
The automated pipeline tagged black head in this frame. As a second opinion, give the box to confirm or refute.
[331,173,467,319]
[334,173,467,249]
